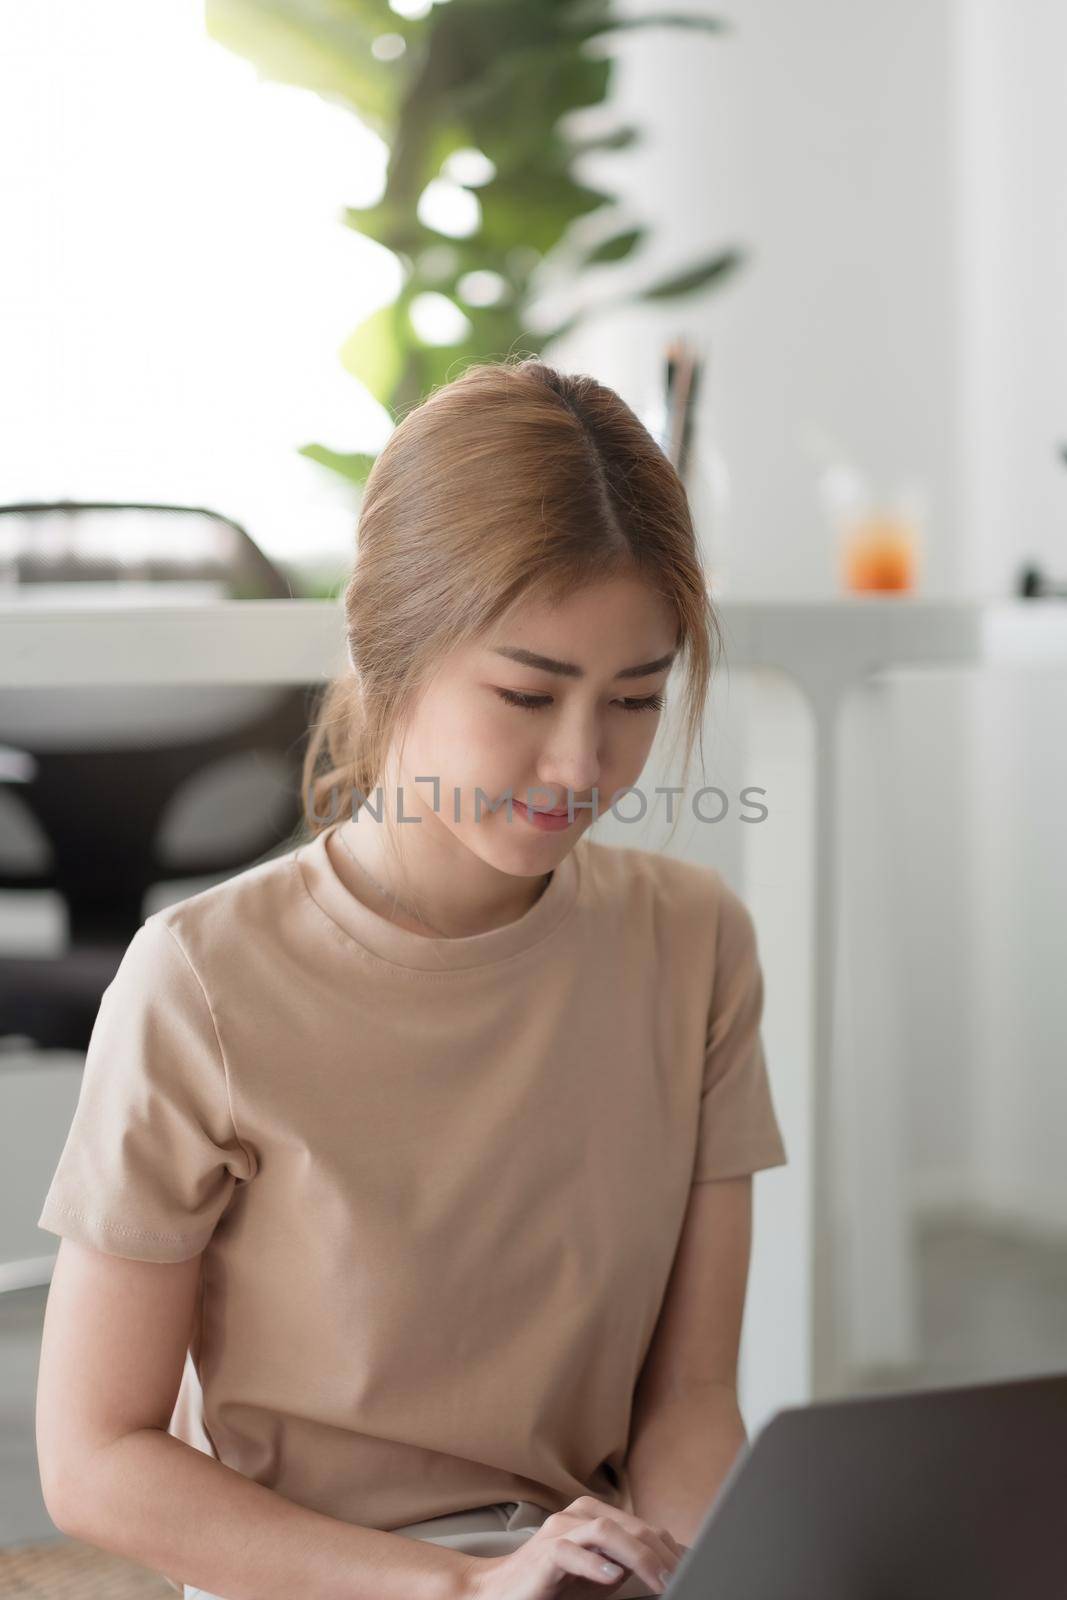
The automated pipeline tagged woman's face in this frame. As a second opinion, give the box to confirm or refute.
[384,573,679,879]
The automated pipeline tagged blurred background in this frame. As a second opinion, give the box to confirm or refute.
[2,0,1065,1592]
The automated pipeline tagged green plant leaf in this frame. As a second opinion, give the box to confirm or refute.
[339,303,403,405]
[477,167,615,255]
[637,248,745,301]
[569,123,642,157]
[208,0,744,482]
[565,12,731,42]
[341,198,418,250]
[205,0,401,136]
[583,225,647,265]
[298,443,379,488]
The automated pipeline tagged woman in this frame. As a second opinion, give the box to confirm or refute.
[35,357,788,1600]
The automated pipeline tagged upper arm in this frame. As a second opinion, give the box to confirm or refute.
[692,877,787,1182]
[36,1237,202,1529]
[632,1175,753,1408]
[37,918,255,1266]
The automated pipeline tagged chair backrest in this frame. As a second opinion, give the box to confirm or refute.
[0,500,295,600]
[0,685,314,942]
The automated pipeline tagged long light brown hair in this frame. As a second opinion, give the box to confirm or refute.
[297,355,722,882]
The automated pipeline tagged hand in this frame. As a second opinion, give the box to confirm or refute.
[459,1494,688,1599]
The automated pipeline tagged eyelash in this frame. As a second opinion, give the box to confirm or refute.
[495,688,666,715]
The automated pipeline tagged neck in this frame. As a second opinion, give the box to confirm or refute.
[330,817,552,940]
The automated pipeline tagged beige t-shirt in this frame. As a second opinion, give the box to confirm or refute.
[38,821,787,1576]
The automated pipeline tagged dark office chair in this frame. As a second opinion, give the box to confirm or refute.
[0,502,320,1054]
[0,498,294,598]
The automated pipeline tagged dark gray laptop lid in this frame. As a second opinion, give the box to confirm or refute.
[667,1370,1067,1600]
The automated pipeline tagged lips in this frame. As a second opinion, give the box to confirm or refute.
[518,796,579,815]
[511,796,572,812]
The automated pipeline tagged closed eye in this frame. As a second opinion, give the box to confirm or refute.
[494,688,665,714]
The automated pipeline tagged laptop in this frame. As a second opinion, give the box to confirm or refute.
[664,1369,1067,1599]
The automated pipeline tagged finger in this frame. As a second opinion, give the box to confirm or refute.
[553,1536,632,1590]
[563,1500,682,1581]
[618,1520,680,1580]
[645,1527,684,1584]
[571,1521,675,1595]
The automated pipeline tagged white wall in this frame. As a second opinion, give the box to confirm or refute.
[956,0,1067,601]
[555,0,963,599]
[954,0,1067,1237]
[557,0,1067,1385]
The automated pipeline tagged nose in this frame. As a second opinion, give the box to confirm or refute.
[535,725,601,807]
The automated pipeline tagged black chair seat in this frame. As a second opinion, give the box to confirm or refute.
[0,945,128,1053]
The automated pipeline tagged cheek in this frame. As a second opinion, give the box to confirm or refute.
[630,713,663,751]
[614,714,662,781]
[417,697,534,790]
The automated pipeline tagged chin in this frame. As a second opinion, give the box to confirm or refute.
[467,822,570,878]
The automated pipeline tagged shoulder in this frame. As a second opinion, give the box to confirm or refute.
[142,839,305,979]
[577,836,737,937]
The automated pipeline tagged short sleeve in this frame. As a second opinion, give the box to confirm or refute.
[37,914,254,1262]
[691,879,788,1182]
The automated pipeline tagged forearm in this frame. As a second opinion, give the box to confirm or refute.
[623,1386,748,1547]
[49,1427,473,1600]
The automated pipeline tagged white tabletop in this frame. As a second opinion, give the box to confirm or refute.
[2,596,1063,688]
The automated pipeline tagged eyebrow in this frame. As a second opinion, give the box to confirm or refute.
[490,646,677,681]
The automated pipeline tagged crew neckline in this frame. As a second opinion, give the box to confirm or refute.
[296,819,582,972]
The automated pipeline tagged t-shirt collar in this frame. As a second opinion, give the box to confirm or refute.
[296,820,581,972]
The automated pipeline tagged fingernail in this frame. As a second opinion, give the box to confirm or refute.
[601,1560,623,1576]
